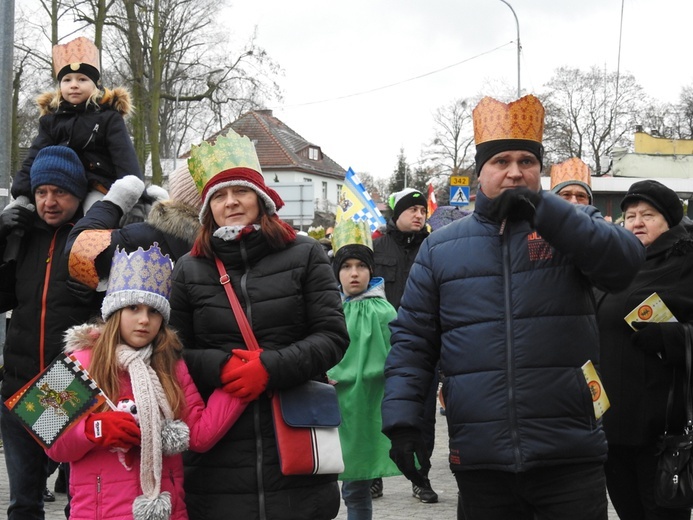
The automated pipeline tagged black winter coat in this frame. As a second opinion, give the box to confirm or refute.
[373,220,429,309]
[597,223,693,446]
[169,231,349,520]
[12,88,141,200]
[0,213,102,398]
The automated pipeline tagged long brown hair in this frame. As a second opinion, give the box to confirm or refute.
[89,310,186,418]
[192,192,296,258]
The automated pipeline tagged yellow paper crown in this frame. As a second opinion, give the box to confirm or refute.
[550,157,591,190]
[52,37,100,78]
[473,94,544,145]
[331,219,373,254]
[188,130,262,194]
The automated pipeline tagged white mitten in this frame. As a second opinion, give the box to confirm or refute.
[145,185,169,203]
[103,176,145,214]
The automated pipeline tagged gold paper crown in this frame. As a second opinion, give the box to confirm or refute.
[550,157,592,190]
[188,130,262,194]
[52,37,100,78]
[473,95,544,145]
[331,219,373,254]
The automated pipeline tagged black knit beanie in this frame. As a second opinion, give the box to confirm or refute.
[333,244,374,281]
[620,180,683,228]
[474,139,544,176]
[391,189,427,222]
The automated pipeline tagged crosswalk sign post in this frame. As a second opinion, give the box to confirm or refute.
[450,186,470,206]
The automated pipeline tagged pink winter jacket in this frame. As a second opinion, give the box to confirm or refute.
[46,325,246,520]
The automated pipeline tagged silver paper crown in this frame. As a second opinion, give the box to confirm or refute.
[101,243,173,323]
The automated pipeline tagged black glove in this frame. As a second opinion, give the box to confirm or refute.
[66,277,99,304]
[631,322,683,357]
[0,205,33,239]
[388,428,430,488]
[489,187,541,224]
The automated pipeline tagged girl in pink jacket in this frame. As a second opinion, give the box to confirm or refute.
[46,244,246,520]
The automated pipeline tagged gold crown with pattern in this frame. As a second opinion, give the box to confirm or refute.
[550,157,591,190]
[331,219,373,254]
[188,130,262,195]
[473,95,544,145]
[52,37,100,79]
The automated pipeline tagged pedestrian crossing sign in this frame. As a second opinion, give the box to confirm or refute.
[450,186,470,206]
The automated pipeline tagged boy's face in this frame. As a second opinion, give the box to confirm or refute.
[339,258,371,297]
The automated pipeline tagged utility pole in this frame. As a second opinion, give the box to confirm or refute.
[499,0,521,98]
[0,1,14,208]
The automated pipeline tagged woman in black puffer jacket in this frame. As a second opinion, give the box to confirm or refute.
[169,131,349,520]
[597,180,693,520]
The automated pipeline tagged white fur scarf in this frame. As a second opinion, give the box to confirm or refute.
[116,344,174,519]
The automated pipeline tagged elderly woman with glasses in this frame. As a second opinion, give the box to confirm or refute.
[596,180,693,520]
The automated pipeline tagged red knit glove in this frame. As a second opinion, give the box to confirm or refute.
[221,349,269,403]
[85,411,141,450]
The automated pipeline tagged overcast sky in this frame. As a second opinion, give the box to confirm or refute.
[225,0,693,179]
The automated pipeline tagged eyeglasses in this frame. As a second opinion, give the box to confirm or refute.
[558,190,590,204]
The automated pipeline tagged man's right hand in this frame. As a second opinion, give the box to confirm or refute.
[489,187,541,224]
[388,427,431,487]
[0,205,34,239]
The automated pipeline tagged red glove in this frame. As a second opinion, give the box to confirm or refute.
[221,349,269,403]
[85,411,141,450]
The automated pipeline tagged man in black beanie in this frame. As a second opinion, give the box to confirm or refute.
[0,146,101,520]
[382,95,647,520]
[373,187,439,503]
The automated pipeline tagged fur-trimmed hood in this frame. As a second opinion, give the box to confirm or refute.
[63,323,103,354]
[36,86,133,117]
[148,199,201,248]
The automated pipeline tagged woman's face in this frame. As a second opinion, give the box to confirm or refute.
[60,73,96,105]
[209,186,261,227]
[624,200,669,247]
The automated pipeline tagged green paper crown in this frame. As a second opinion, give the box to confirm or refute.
[331,219,373,253]
[188,130,262,194]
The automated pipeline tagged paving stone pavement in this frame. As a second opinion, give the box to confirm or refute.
[0,415,620,519]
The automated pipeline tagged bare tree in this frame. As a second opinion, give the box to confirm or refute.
[357,170,389,202]
[542,66,645,174]
[15,0,282,185]
[637,100,679,139]
[99,0,282,183]
[426,97,476,176]
[674,86,693,139]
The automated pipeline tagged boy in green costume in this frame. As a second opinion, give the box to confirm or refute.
[328,221,402,520]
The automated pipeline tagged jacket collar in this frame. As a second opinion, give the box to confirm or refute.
[646,223,693,260]
[386,219,429,246]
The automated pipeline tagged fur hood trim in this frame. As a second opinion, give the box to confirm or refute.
[63,323,103,353]
[37,86,133,117]
[148,200,201,248]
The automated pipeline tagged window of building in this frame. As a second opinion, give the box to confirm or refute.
[322,181,328,199]
[308,147,320,161]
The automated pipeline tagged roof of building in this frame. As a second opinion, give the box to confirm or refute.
[204,109,346,181]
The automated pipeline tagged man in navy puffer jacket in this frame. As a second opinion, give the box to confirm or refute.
[382,95,646,520]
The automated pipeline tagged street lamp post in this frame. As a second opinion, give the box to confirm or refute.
[499,0,521,98]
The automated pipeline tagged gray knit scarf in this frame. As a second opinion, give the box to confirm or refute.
[116,344,174,520]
